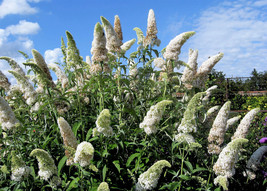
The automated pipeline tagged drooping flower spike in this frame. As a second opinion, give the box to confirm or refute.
[74,141,94,167]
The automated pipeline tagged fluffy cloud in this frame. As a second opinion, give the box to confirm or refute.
[5,20,40,35]
[188,0,267,77]
[0,0,41,19]
[45,48,63,64]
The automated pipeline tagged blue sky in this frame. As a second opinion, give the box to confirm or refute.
[1,0,267,84]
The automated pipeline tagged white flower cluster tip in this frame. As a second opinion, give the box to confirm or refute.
[140,100,172,135]
[93,109,113,137]
[74,141,94,167]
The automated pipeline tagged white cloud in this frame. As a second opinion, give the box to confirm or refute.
[0,0,41,19]
[187,0,267,77]
[44,48,63,64]
[6,20,40,35]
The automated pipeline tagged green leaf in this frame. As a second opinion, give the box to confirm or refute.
[126,153,140,167]
[113,160,121,173]
[184,161,193,173]
[179,174,191,180]
[192,167,208,174]
[58,156,68,176]
[72,121,82,137]
[67,177,80,191]
[102,165,107,182]
[86,128,93,141]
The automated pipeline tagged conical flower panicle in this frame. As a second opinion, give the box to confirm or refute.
[66,31,83,69]
[193,53,224,88]
[0,57,26,78]
[133,27,144,45]
[178,92,206,134]
[57,117,78,165]
[136,160,171,191]
[48,63,69,89]
[140,100,172,135]
[91,22,108,63]
[97,182,110,191]
[143,9,160,47]
[0,70,11,92]
[114,15,123,45]
[11,151,31,181]
[30,149,57,181]
[32,49,55,88]
[213,138,248,190]
[120,39,136,54]
[181,49,198,89]
[74,141,94,167]
[93,109,113,137]
[226,115,241,131]
[163,31,195,61]
[231,108,260,140]
[0,96,20,131]
[101,16,121,53]
[208,101,231,154]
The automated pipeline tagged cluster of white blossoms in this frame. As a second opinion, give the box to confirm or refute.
[163,32,195,61]
[247,146,267,171]
[0,96,20,131]
[225,115,241,131]
[231,108,260,140]
[208,101,231,154]
[97,182,110,191]
[91,22,108,63]
[0,70,11,92]
[30,149,58,181]
[143,9,160,47]
[101,16,121,53]
[213,138,248,190]
[48,63,69,89]
[11,151,31,181]
[32,49,55,88]
[136,160,171,191]
[57,117,78,165]
[177,92,206,135]
[114,15,123,45]
[153,57,166,69]
[140,100,172,135]
[174,133,195,145]
[93,109,113,137]
[181,52,224,89]
[120,39,136,54]
[74,141,94,167]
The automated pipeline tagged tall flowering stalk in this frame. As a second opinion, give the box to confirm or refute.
[30,149,58,181]
[163,31,195,61]
[231,108,260,140]
[143,9,160,47]
[101,16,121,53]
[213,138,248,190]
[120,39,136,54]
[66,31,83,69]
[208,101,231,154]
[0,56,26,78]
[181,49,198,89]
[97,182,110,191]
[114,15,123,45]
[57,117,78,166]
[226,115,241,131]
[11,151,31,181]
[48,63,69,89]
[93,109,113,137]
[140,100,172,135]
[0,70,11,92]
[74,141,94,167]
[91,22,108,63]
[245,146,267,179]
[0,96,20,131]
[136,160,171,191]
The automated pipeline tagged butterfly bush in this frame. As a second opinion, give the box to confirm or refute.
[140,100,172,135]
[48,63,69,89]
[231,108,260,140]
[0,96,20,131]
[30,149,58,181]
[213,138,248,190]
[11,151,31,181]
[97,182,110,191]
[136,160,171,191]
[143,9,160,47]
[0,70,11,92]
[226,115,241,131]
[93,109,113,137]
[114,15,123,45]
[57,117,78,165]
[74,141,94,167]
[208,101,231,154]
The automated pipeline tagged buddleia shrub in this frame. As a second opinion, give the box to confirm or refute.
[0,9,265,191]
